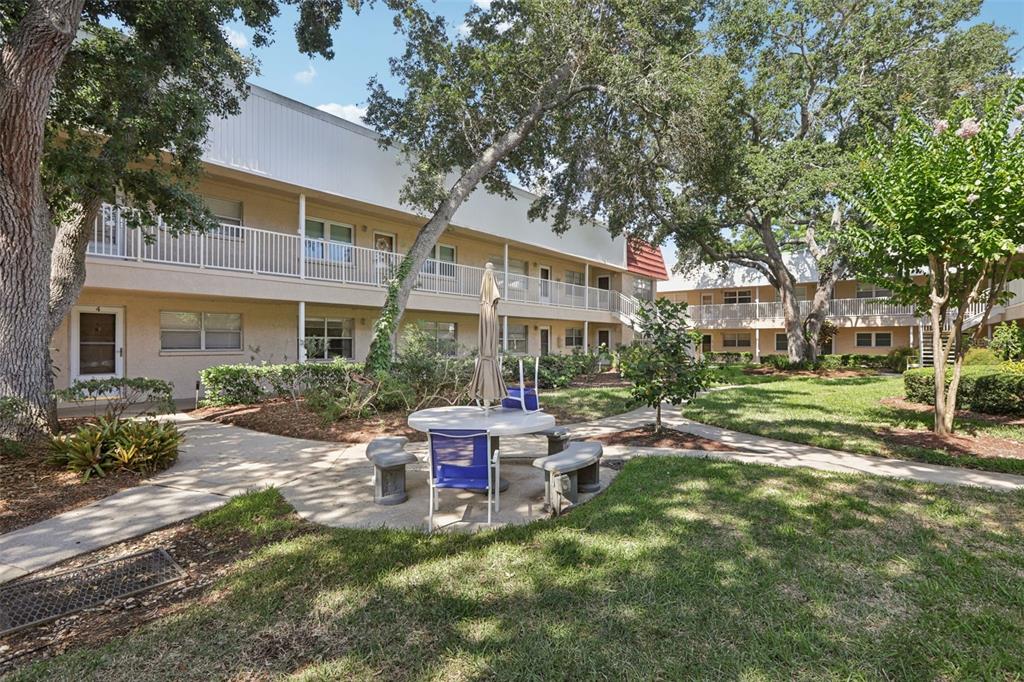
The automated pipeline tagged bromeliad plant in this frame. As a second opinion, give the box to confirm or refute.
[51,417,182,481]
[619,298,711,431]
[844,82,1024,436]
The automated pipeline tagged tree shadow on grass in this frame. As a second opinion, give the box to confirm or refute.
[14,459,1024,682]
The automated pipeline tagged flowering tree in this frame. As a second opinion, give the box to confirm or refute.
[845,84,1024,436]
[619,298,710,432]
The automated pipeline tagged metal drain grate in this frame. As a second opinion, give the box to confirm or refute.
[0,549,184,635]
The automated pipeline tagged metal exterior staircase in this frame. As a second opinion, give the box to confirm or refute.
[919,304,988,367]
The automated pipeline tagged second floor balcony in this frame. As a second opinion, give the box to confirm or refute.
[86,204,641,319]
[687,298,921,327]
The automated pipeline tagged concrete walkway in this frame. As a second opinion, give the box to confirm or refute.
[4,404,1024,584]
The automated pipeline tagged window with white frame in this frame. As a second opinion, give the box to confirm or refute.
[775,333,787,352]
[633,277,654,301]
[418,320,458,354]
[565,327,584,348]
[565,270,585,287]
[700,293,714,305]
[160,312,241,351]
[423,244,456,277]
[202,196,244,238]
[305,218,354,262]
[304,317,354,360]
[856,331,893,348]
[856,283,893,299]
[724,289,752,304]
[500,323,528,354]
[723,332,752,348]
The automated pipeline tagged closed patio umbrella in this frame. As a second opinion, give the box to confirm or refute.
[469,262,507,408]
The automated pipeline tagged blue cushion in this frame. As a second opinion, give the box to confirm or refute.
[503,387,539,411]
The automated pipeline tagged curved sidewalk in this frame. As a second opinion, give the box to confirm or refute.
[3,406,1023,584]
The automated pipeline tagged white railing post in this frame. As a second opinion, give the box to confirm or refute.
[298,193,306,280]
[135,214,143,262]
[297,301,307,363]
[503,243,509,298]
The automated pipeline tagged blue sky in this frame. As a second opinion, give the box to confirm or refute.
[225,0,1024,272]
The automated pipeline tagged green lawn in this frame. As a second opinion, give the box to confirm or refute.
[685,375,1024,474]
[540,385,637,422]
[13,461,1024,681]
[710,363,788,385]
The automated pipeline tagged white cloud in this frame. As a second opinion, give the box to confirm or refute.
[473,0,492,8]
[316,103,368,124]
[223,27,248,50]
[456,21,472,38]
[294,64,317,84]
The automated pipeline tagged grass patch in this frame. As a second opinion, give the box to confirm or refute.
[11,460,1024,680]
[711,363,786,385]
[193,487,299,540]
[540,386,638,422]
[685,375,1024,474]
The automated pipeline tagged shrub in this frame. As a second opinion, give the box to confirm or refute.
[503,350,599,390]
[51,417,182,480]
[886,347,916,372]
[963,347,1001,365]
[704,351,753,365]
[54,377,175,419]
[819,354,843,370]
[990,322,1024,361]
[903,365,1024,415]
[200,360,366,407]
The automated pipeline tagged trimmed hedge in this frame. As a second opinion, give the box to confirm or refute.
[904,365,1024,415]
[704,351,753,365]
[200,361,364,407]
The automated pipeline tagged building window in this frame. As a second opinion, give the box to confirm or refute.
[856,283,893,299]
[418,320,458,355]
[423,244,456,277]
[565,271,585,287]
[724,289,752,304]
[855,332,892,348]
[305,218,354,262]
[565,327,584,348]
[160,311,241,351]
[203,196,242,226]
[501,323,528,354]
[700,293,713,305]
[304,317,354,360]
[633,278,654,301]
[775,333,787,352]
[701,334,712,352]
[723,332,751,348]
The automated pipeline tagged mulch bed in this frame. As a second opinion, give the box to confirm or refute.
[0,420,144,535]
[598,425,734,451]
[877,397,1024,460]
[741,366,878,379]
[191,399,426,443]
[0,512,308,674]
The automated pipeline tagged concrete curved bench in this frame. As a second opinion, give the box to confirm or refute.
[532,441,603,515]
[535,426,572,455]
[367,436,416,506]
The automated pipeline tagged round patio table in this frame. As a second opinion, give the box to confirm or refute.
[408,405,555,493]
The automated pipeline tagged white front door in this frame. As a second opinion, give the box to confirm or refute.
[71,306,124,382]
[539,266,551,303]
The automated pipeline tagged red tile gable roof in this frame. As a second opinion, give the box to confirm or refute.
[626,239,668,280]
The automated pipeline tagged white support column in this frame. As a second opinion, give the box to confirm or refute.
[584,263,590,309]
[754,328,761,363]
[297,301,307,363]
[502,315,509,353]
[503,243,509,298]
[584,320,589,352]
[298,193,306,280]
[918,321,925,366]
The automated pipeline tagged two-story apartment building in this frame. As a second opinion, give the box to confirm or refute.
[53,85,665,399]
[659,254,1024,363]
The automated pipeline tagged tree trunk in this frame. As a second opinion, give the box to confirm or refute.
[778,276,810,363]
[930,299,950,437]
[655,401,662,433]
[48,202,102,337]
[365,59,577,370]
[0,0,85,439]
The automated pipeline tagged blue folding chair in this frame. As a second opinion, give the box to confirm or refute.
[501,356,541,412]
[427,429,499,530]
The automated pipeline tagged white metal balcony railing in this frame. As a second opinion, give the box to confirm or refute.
[86,204,639,316]
[687,297,920,324]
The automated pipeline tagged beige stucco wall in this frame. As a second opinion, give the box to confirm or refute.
[698,325,914,358]
[54,289,621,399]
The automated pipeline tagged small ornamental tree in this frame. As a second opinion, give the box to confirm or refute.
[619,298,710,432]
[845,83,1024,436]
[990,322,1024,361]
